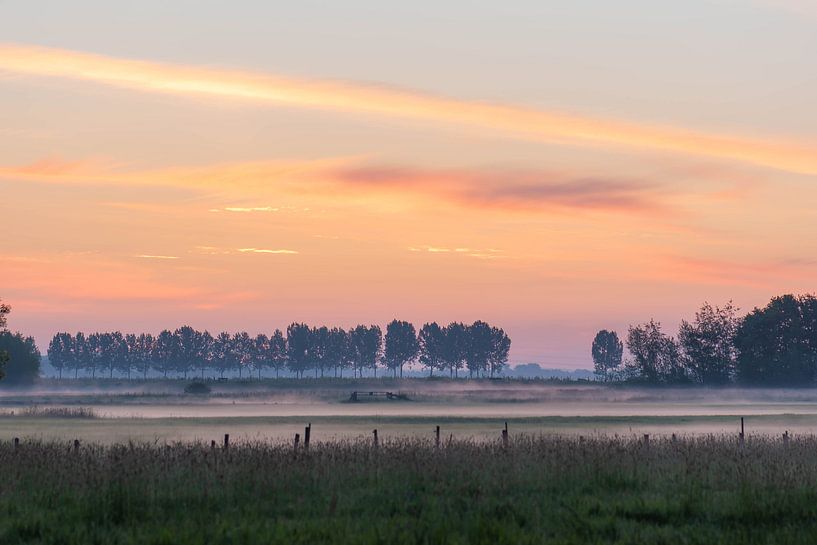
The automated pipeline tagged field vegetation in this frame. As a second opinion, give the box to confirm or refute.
[2,434,817,544]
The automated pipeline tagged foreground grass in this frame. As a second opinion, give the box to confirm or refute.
[2,435,817,544]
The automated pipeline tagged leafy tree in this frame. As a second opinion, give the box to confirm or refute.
[465,321,493,378]
[350,325,382,378]
[679,302,739,384]
[325,327,349,378]
[591,330,623,382]
[734,294,817,386]
[268,329,287,379]
[309,326,329,378]
[443,322,468,378]
[287,323,311,378]
[252,333,270,379]
[0,331,40,385]
[153,330,179,378]
[488,326,511,378]
[135,333,154,379]
[48,332,73,380]
[626,320,685,383]
[232,332,254,379]
[211,332,233,378]
[418,322,446,377]
[0,299,9,330]
[384,320,419,377]
[71,332,89,378]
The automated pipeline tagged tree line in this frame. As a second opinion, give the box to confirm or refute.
[47,320,511,380]
[592,294,817,386]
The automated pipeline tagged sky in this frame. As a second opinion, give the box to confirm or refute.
[1,0,816,367]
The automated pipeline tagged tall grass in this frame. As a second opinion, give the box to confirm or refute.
[1,434,816,544]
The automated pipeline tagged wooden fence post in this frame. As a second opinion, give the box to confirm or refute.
[643,434,650,447]
[373,429,379,448]
[304,423,311,451]
[223,434,230,449]
[13,437,19,449]
[294,433,300,452]
[502,422,509,448]
[435,425,440,449]
[739,417,745,445]
[783,430,790,444]
[210,439,216,449]
[73,439,80,451]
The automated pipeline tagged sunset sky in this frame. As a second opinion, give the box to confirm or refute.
[2,1,816,367]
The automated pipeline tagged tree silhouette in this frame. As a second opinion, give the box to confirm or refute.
[443,323,468,378]
[350,325,382,378]
[465,321,493,378]
[384,320,419,377]
[418,322,446,377]
[0,299,9,330]
[488,326,511,378]
[591,330,623,381]
[734,294,817,386]
[287,323,310,378]
[626,320,684,383]
[679,302,738,384]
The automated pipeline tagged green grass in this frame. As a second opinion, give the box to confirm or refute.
[2,435,817,544]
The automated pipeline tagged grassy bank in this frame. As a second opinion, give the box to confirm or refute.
[2,435,817,544]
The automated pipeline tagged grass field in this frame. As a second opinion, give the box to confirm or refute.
[3,434,817,544]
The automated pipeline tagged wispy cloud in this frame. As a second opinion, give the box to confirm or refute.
[237,248,299,254]
[1,43,816,175]
[409,246,504,259]
[134,254,179,260]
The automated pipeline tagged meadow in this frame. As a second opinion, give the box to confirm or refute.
[3,434,817,544]
[2,380,817,543]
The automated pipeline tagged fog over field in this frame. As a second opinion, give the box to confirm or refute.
[2,381,817,443]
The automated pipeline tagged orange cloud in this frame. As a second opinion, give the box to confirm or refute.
[1,43,816,175]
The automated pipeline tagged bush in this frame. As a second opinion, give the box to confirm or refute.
[184,382,211,395]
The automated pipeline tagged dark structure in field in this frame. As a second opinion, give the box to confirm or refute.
[348,390,409,402]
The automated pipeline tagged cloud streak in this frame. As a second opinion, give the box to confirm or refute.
[1,43,816,175]
[236,248,299,254]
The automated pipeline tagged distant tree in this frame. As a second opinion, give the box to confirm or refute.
[325,327,349,378]
[252,333,270,379]
[591,330,623,382]
[232,332,253,379]
[86,333,102,379]
[679,302,739,385]
[48,332,74,380]
[71,332,89,378]
[350,325,382,378]
[211,332,233,378]
[0,299,9,330]
[626,320,685,383]
[268,329,287,379]
[134,333,154,379]
[383,320,419,377]
[287,323,311,378]
[309,326,329,378]
[488,326,511,378]
[443,323,468,378]
[153,330,179,378]
[418,323,446,377]
[464,321,493,378]
[734,294,817,386]
[175,326,203,379]
[0,331,40,385]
